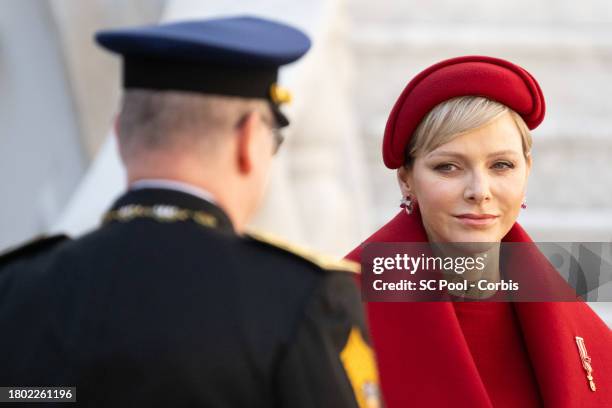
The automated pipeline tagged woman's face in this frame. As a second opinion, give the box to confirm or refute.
[399,112,531,243]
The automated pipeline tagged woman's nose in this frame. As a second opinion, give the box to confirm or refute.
[463,171,491,204]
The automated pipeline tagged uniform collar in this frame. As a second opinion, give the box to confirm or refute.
[108,187,234,233]
[129,179,217,204]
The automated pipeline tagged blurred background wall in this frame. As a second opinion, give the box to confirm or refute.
[0,0,165,250]
[1,0,611,322]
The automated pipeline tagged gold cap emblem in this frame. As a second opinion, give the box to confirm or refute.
[270,83,292,105]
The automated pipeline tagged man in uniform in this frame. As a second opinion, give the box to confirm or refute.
[0,16,380,407]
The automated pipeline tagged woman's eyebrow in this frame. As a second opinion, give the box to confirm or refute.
[427,151,464,159]
[427,149,520,159]
[486,150,521,157]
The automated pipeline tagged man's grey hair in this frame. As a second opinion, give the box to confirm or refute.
[117,89,271,161]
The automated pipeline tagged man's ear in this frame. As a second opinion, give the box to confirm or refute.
[397,166,413,197]
[236,112,258,174]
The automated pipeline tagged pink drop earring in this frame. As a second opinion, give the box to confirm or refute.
[400,196,414,215]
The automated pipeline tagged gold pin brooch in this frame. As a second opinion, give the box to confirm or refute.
[575,336,596,392]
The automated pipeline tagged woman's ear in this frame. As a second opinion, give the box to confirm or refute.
[397,166,413,197]
[525,152,533,176]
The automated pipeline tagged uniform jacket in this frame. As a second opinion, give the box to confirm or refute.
[347,208,612,408]
[0,188,378,407]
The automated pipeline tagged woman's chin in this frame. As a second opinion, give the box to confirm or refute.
[444,229,502,244]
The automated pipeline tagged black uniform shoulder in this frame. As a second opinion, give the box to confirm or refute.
[244,230,360,275]
[0,234,70,268]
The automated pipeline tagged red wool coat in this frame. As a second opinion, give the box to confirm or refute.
[346,208,611,407]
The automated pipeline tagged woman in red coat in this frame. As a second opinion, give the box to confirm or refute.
[347,56,611,407]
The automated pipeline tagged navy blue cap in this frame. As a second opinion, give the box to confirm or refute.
[95,16,311,127]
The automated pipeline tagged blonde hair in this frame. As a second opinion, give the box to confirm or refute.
[404,96,532,166]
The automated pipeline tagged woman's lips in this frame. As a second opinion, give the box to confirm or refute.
[454,214,499,227]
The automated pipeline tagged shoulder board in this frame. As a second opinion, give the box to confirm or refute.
[246,230,360,274]
[0,234,69,266]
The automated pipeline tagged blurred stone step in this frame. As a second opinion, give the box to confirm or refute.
[348,0,612,27]
[350,23,612,55]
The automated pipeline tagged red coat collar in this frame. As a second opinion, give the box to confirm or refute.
[347,209,612,407]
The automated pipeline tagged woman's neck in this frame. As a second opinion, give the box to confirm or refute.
[431,242,502,299]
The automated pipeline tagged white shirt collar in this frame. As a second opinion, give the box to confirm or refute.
[129,179,216,204]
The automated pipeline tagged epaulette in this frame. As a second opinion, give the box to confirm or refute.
[0,234,69,267]
[246,230,360,274]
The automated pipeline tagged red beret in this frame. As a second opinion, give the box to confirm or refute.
[383,55,546,169]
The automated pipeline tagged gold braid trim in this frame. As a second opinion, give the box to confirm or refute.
[247,230,360,274]
[103,205,217,228]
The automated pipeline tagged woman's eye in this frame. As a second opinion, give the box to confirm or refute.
[434,163,457,172]
[492,161,515,170]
